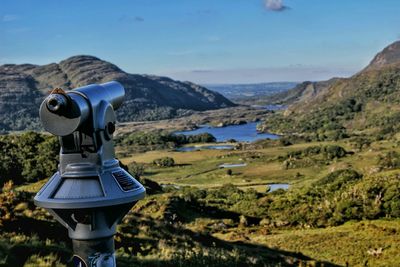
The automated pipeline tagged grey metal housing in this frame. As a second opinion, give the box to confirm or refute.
[34,81,145,247]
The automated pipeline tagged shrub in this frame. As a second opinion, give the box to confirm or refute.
[128,162,145,178]
[286,145,347,160]
[316,169,362,189]
[323,145,347,159]
[153,157,175,167]
[377,151,400,169]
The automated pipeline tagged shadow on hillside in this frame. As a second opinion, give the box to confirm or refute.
[168,197,261,225]
[116,216,341,267]
[3,217,69,243]
[3,243,71,267]
[1,215,340,267]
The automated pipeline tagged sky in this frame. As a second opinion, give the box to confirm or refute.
[1,0,400,84]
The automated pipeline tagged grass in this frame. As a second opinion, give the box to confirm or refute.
[16,179,48,193]
[119,141,359,189]
[239,219,400,267]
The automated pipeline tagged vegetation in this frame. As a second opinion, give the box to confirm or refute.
[153,157,175,167]
[377,151,400,170]
[1,113,400,266]
[116,131,216,154]
[170,169,398,227]
[285,145,347,160]
[260,64,400,142]
[0,132,58,186]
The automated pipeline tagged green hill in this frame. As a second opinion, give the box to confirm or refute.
[260,41,400,140]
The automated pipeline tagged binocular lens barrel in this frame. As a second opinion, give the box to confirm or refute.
[39,81,125,136]
[74,81,125,111]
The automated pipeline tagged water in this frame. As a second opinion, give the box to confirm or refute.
[162,183,289,193]
[174,122,279,142]
[175,145,235,152]
[268,183,289,192]
[160,184,181,189]
[251,104,287,111]
[219,163,247,168]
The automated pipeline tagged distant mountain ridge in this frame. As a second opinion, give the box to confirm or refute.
[264,79,339,105]
[261,40,400,137]
[0,55,234,131]
[204,82,297,101]
[267,41,400,107]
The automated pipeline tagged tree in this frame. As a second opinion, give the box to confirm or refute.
[153,157,175,167]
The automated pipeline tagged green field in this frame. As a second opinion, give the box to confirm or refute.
[2,132,400,266]
[120,140,368,189]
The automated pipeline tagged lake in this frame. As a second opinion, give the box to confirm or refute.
[252,104,287,111]
[175,145,235,152]
[174,122,279,142]
[219,163,247,168]
[268,183,289,192]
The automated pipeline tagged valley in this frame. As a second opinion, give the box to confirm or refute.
[1,41,400,266]
[5,122,399,266]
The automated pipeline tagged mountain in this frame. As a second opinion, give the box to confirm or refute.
[0,56,235,131]
[203,82,297,101]
[263,79,339,105]
[364,41,400,71]
[261,40,400,139]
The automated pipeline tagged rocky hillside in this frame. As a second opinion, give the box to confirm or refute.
[265,78,339,105]
[364,41,400,71]
[261,40,400,139]
[0,56,235,131]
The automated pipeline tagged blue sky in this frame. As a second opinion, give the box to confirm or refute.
[1,0,400,83]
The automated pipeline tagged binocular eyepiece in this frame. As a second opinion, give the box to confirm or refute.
[46,93,68,113]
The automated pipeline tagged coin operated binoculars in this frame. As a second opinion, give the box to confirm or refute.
[34,81,146,267]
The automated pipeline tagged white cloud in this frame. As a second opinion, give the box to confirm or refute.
[265,0,288,12]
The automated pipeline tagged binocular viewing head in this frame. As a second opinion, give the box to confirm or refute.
[40,81,124,137]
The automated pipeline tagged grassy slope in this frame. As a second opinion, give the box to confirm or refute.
[215,219,400,267]
[260,64,400,138]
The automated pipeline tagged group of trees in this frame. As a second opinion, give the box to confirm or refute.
[281,145,348,169]
[0,132,59,185]
[175,168,400,228]
[116,131,216,152]
[261,97,364,141]
[285,145,348,160]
